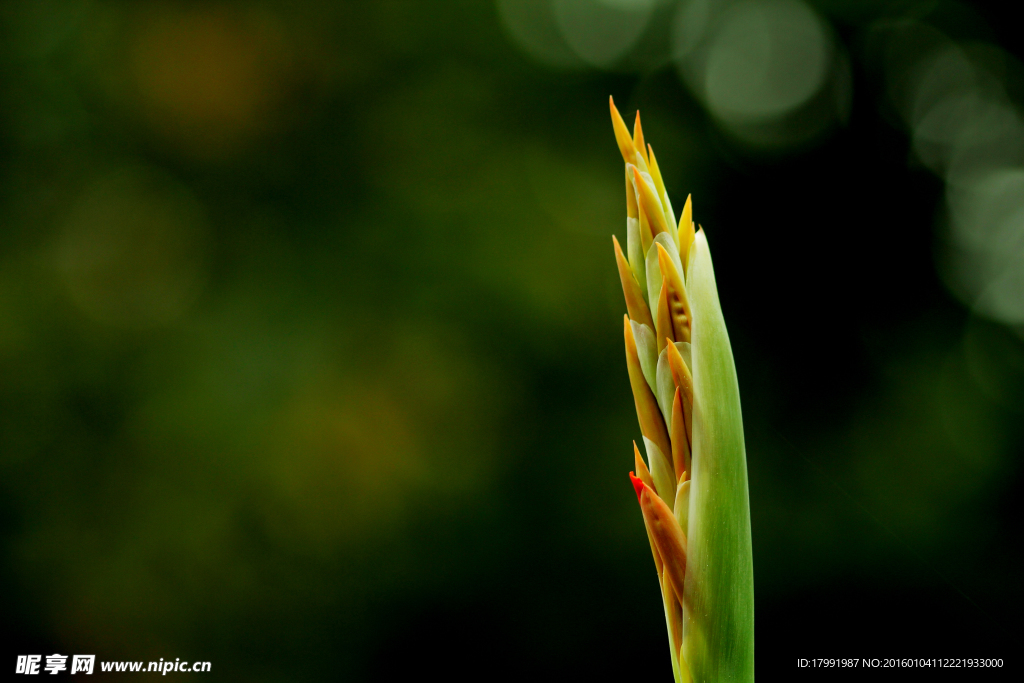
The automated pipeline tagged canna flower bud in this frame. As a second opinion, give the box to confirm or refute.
[610,97,753,683]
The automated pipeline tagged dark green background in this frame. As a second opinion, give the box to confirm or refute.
[1,1,1021,680]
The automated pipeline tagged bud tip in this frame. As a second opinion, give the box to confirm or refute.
[629,471,646,503]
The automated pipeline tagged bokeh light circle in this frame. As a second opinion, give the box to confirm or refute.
[702,0,829,122]
[551,0,656,68]
[946,167,1024,323]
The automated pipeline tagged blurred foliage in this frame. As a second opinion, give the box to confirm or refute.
[0,0,1021,680]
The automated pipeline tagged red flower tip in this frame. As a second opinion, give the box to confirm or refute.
[629,471,646,503]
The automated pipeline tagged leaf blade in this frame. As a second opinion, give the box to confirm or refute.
[682,230,753,683]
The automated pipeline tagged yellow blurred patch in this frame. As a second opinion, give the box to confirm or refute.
[55,165,210,328]
[267,387,423,546]
[128,3,293,159]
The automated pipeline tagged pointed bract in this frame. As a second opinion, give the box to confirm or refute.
[637,478,688,607]
[658,243,692,344]
[644,436,676,509]
[626,167,639,220]
[633,444,655,491]
[655,283,674,353]
[633,167,669,238]
[670,387,691,481]
[655,347,676,428]
[626,215,647,303]
[646,144,678,244]
[679,195,695,274]
[630,467,664,578]
[610,96,637,165]
[614,235,655,331]
[674,477,691,532]
[638,200,656,259]
[631,320,659,395]
[666,340,694,445]
[633,111,649,166]
[624,316,672,462]
[646,144,667,208]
